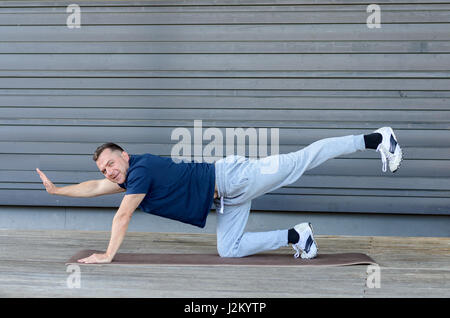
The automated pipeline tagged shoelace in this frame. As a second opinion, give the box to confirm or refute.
[292,244,301,258]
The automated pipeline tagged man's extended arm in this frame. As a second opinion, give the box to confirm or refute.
[36,168,125,197]
[77,193,146,264]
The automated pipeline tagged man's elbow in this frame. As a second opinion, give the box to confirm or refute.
[114,211,133,224]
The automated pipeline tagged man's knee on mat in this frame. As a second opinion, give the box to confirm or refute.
[217,238,241,258]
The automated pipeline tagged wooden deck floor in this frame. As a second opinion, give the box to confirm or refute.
[0,229,448,298]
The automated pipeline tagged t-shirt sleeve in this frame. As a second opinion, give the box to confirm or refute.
[125,166,152,195]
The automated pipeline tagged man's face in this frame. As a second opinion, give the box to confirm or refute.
[96,148,130,184]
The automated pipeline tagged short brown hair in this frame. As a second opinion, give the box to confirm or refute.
[93,142,124,161]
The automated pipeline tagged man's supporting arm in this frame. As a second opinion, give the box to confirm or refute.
[78,193,146,264]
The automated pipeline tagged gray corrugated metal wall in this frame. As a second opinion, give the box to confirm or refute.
[0,0,449,218]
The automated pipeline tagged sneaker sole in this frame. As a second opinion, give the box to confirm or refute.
[392,150,403,173]
[301,223,318,259]
[390,130,403,173]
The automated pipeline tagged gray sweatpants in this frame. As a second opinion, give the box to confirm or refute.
[213,134,366,257]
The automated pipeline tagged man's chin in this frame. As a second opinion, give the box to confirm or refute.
[116,177,125,184]
[109,176,123,184]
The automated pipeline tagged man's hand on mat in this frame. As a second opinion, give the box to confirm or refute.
[77,253,112,264]
[36,168,58,195]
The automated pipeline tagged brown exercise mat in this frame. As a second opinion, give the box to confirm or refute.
[66,249,377,267]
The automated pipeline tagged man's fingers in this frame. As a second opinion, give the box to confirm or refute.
[36,168,51,185]
[77,254,96,264]
[36,168,47,180]
[36,169,58,194]
[36,168,46,177]
[76,254,111,264]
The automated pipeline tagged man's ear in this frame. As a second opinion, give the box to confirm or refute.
[122,151,130,162]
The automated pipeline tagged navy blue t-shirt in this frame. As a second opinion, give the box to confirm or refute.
[118,154,215,228]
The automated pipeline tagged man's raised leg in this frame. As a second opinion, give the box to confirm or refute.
[227,134,367,205]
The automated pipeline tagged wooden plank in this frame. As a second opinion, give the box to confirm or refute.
[1,24,449,42]
[2,0,450,6]
[3,70,450,79]
[1,77,450,91]
[1,11,450,25]
[0,119,447,130]
[1,53,449,71]
[2,41,450,54]
[2,3,450,13]
[2,88,449,98]
[0,95,449,110]
[0,107,448,123]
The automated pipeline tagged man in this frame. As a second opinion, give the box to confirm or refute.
[36,127,402,263]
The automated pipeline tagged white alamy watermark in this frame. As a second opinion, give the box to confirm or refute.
[66,4,81,29]
[367,4,381,29]
[366,264,381,289]
[171,120,280,174]
[66,264,81,288]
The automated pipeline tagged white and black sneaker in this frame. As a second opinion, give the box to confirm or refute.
[374,127,403,173]
[292,222,318,259]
